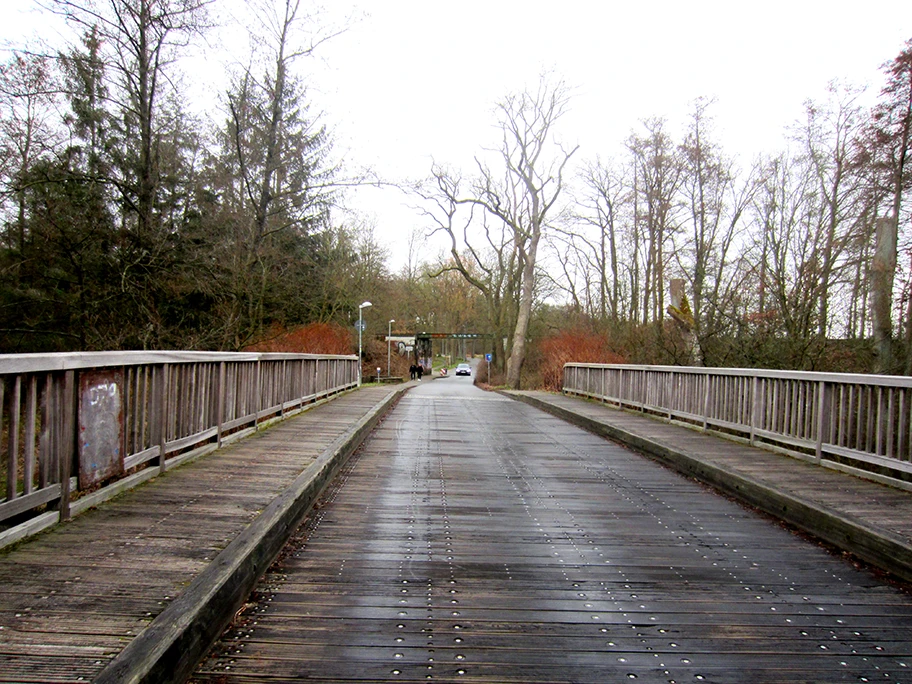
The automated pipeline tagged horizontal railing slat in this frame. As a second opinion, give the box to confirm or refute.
[0,485,62,520]
[823,443,912,476]
[165,427,220,455]
[222,414,258,433]
[123,445,161,471]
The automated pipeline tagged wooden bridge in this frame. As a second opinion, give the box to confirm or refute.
[1,353,912,682]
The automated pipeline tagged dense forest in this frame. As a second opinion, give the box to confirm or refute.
[1,1,911,389]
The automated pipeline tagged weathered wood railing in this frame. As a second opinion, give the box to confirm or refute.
[564,363,912,486]
[1,351,357,542]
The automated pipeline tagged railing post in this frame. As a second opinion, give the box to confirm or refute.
[637,369,643,411]
[887,387,896,460]
[153,364,169,473]
[279,360,286,417]
[59,371,76,522]
[24,375,37,495]
[254,359,261,431]
[217,361,226,448]
[815,380,829,465]
[162,364,170,471]
[702,372,711,432]
[750,375,758,446]
[119,366,128,476]
[38,376,49,488]
[0,380,5,491]
[7,376,20,501]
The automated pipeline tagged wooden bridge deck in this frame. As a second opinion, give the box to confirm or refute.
[511,390,912,583]
[191,386,912,683]
[0,385,404,683]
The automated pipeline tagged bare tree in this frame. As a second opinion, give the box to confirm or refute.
[869,40,912,371]
[421,78,577,388]
[676,98,759,363]
[49,0,210,239]
[419,168,517,375]
[626,118,681,325]
[743,151,833,367]
[873,216,897,371]
[572,157,626,322]
[202,0,341,347]
[490,80,577,388]
[228,0,340,245]
[797,83,869,339]
[0,51,60,250]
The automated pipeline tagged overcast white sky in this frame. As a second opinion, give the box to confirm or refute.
[305,0,912,268]
[4,1,912,269]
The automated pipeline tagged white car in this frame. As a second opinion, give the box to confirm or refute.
[455,363,472,376]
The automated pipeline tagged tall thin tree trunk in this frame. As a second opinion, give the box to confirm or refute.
[872,216,897,373]
[506,229,540,389]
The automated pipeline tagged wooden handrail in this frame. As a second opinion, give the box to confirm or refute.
[563,363,912,486]
[1,351,358,535]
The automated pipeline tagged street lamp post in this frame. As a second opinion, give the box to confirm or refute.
[358,301,372,385]
[387,319,395,378]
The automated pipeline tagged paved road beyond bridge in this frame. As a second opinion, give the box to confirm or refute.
[193,377,912,683]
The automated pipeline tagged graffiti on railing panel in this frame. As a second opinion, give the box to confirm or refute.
[78,369,125,488]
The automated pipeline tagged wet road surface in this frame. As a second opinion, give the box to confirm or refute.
[194,377,912,683]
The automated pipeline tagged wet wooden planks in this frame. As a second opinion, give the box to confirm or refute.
[194,391,912,683]
[533,392,912,540]
[0,386,397,684]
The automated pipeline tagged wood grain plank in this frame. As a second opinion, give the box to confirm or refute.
[0,386,398,684]
[194,389,912,683]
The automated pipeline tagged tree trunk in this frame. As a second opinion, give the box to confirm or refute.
[506,229,540,389]
[872,216,896,373]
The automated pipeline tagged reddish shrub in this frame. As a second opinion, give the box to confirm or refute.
[537,329,625,391]
[245,323,353,355]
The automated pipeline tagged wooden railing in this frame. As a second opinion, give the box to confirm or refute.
[1,352,357,540]
[564,363,912,486]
